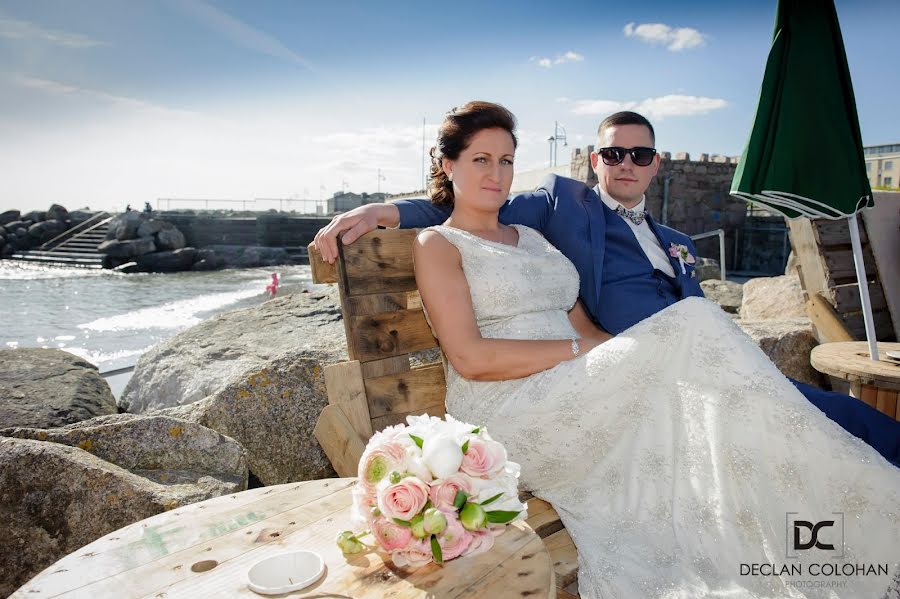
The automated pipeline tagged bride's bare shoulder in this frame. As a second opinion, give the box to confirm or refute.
[413,228,459,263]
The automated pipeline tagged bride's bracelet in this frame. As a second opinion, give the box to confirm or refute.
[571,338,580,357]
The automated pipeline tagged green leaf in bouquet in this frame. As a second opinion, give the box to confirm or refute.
[392,518,411,527]
[486,510,521,524]
[461,439,469,454]
[409,434,424,449]
[471,427,481,434]
[452,490,468,510]
[479,492,504,506]
[430,534,443,564]
[389,471,402,484]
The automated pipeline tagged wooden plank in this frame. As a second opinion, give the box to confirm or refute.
[557,587,580,599]
[364,364,447,419]
[339,229,419,296]
[313,405,366,477]
[525,498,565,539]
[307,241,337,284]
[875,388,898,421]
[370,403,447,433]
[860,384,879,408]
[360,355,411,379]
[805,295,854,343]
[842,309,894,342]
[828,281,888,313]
[347,309,439,362]
[346,292,409,317]
[822,248,877,281]
[813,217,868,247]
[324,361,373,439]
[788,218,830,300]
[544,528,579,590]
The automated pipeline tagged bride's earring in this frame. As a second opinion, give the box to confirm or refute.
[448,173,453,182]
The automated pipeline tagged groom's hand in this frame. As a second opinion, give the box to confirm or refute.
[313,203,400,264]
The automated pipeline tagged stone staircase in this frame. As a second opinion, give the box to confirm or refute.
[12,213,113,268]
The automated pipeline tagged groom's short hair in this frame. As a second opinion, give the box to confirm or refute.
[597,111,656,146]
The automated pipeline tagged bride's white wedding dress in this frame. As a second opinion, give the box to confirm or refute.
[427,224,900,598]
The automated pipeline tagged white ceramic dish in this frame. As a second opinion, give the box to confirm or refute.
[246,550,325,596]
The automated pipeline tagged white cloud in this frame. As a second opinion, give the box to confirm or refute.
[530,50,584,69]
[571,94,727,120]
[0,16,104,48]
[174,0,313,69]
[623,22,706,51]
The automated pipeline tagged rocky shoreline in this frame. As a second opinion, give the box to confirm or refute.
[0,274,821,595]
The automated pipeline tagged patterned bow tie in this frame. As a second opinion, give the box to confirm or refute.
[615,204,647,225]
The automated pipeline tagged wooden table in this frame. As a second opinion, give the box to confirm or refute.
[811,341,900,420]
[13,478,556,598]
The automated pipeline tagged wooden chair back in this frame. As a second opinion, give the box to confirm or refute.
[309,230,446,476]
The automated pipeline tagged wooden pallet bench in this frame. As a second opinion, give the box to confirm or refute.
[308,229,580,597]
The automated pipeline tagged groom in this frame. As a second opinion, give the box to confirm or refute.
[314,110,900,467]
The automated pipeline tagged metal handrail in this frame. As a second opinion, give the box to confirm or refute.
[690,228,727,280]
[40,212,112,251]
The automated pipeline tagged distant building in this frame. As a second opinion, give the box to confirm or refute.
[326,191,387,213]
[864,143,900,189]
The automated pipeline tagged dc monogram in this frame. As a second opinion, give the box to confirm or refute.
[785,512,844,559]
[793,520,834,550]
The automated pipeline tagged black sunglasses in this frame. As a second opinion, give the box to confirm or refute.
[597,146,657,167]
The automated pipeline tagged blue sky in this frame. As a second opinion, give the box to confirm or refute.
[1,0,898,212]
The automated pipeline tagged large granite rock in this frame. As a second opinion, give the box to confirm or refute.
[0,210,19,226]
[735,318,824,386]
[111,211,145,241]
[700,279,743,314]
[121,289,344,413]
[98,237,156,258]
[0,431,244,598]
[740,275,806,320]
[46,203,69,222]
[203,245,292,268]
[0,349,117,429]
[156,227,186,251]
[693,257,722,282]
[135,247,196,272]
[160,350,337,484]
[1,413,248,490]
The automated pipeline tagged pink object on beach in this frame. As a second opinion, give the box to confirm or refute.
[265,273,279,297]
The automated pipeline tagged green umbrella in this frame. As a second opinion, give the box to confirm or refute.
[731,0,879,358]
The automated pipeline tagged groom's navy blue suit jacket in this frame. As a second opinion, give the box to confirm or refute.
[394,174,900,467]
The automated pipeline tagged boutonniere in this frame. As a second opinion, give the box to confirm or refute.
[668,243,695,275]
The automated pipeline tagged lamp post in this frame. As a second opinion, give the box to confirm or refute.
[548,121,568,167]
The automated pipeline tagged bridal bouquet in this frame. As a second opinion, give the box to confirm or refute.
[336,414,527,567]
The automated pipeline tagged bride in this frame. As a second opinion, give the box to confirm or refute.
[413,101,900,598]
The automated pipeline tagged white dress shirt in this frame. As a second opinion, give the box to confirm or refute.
[596,187,676,278]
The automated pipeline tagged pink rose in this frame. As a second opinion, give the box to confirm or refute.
[359,442,406,494]
[391,539,433,568]
[461,528,495,558]
[377,477,429,521]
[372,517,413,552]
[429,474,474,512]
[460,438,507,478]
[436,510,473,560]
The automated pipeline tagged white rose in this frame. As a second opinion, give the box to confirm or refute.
[422,435,464,479]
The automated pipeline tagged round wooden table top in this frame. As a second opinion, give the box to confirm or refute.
[13,478,556,599]
[810,341,900,390]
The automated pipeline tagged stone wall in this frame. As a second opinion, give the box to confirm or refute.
[159,214,331,248]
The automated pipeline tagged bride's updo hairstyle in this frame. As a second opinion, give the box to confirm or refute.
[429,101,518,207]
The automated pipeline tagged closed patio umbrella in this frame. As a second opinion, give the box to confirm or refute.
[730,0,878,359]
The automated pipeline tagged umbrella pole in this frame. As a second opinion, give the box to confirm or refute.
[847,212,879,361]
